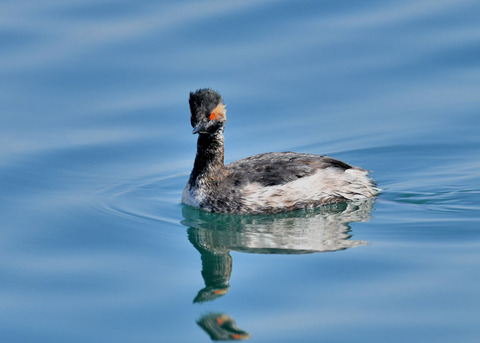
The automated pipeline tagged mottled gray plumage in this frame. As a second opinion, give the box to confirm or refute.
[227,152,352,187]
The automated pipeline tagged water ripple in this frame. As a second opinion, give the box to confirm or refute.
[92,171,186,226]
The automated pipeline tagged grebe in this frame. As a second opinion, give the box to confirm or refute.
[182,88,378,214]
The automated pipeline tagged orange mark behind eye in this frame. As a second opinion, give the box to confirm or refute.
[233,334,240,339]
[216,317,223,325]
[209,104,226,121]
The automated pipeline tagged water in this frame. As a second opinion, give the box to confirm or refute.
[1,0,480,342]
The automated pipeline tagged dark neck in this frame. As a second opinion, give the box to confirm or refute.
[189,131,225,184]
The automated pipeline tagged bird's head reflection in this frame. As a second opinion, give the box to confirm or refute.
[182,199,374,303]
[197,313,250,341]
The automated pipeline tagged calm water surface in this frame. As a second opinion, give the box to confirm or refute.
[1,0,480,342]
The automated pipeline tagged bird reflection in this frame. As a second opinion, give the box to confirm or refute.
[183,200,375,341]
[182,199,374,303]
[197,313,250,341]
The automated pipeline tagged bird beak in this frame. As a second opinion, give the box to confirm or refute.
[192,124,203,134]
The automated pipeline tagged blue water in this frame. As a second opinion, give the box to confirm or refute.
[1,0,480,342]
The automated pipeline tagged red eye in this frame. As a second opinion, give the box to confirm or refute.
[209,112,215,120]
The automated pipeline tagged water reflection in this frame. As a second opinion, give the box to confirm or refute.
[197,313,250,341]
[182,200,374,340]
[183,201,373,302]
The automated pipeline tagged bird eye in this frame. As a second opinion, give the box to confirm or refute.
[209,112,215,120]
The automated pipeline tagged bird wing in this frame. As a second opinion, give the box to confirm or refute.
[225,152,353,187]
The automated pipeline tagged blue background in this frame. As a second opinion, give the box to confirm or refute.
[1,0,479,342]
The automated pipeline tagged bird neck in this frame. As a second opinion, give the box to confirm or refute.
[190,131,226,183]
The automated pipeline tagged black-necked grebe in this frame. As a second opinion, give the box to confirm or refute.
[182,88,379,214]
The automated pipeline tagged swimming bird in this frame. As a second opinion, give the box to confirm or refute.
[182,88,378,214]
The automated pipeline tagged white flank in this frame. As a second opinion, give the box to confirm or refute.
[242,167,378,211]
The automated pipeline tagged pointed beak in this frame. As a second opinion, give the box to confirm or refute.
[192,124,202,134]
